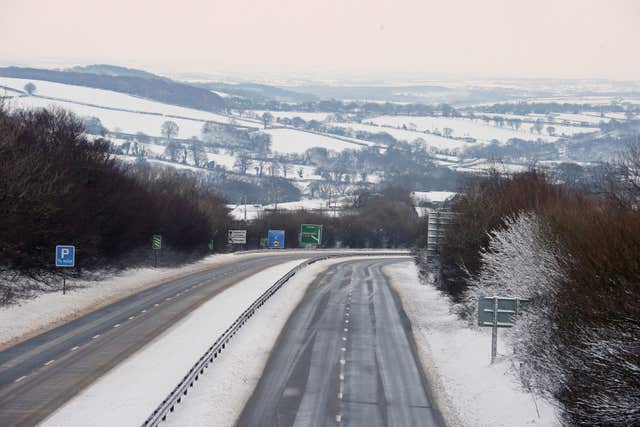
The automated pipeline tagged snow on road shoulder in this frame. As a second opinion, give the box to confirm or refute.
[383,261,559,427]
[42,259,307,426]
[42,256,380,427]
[161,256,381,426]
[0,252,269,350]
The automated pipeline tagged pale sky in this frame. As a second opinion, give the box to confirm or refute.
[1,0,639,82]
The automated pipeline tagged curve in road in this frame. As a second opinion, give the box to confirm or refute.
[0,252,331,426]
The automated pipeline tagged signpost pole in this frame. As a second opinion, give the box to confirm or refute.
[491,297,498,364]
[62,269,66,295]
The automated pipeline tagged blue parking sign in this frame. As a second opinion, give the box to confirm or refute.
[267,230,285,249]
[55,245,75,267]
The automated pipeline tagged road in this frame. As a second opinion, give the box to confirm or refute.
[237,258,444,427]
[0,251,391,427]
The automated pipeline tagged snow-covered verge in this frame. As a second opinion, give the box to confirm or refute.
[41,257,375,426]
[0,252,282,350]
[384,261,560,427]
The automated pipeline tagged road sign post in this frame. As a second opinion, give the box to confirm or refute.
[478,296,529,363]
[152,234,162,267]
[227,230,247,245]
[300,224,322,247]
[55,245,75,295]
[267,230,285,249]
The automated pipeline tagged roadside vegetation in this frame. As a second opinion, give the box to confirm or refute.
[422,164,640,425]
[0,105,232,302]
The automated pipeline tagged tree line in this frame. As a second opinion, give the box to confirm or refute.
[422,166,640,426]
[0,105,232,302]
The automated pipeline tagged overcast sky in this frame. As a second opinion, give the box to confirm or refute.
[1,0,639,82]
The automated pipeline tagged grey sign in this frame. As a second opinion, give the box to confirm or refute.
[478,297,529,328]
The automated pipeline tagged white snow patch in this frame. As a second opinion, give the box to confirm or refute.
[264,128,370,154]
[384,262,560,427]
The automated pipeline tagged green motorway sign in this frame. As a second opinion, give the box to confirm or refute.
[152,234,162,250]
[300,224,322,245]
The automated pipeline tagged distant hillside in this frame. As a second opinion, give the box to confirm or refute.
[65,64,165,80]
[192,81,317,103]
[0,67,226,112]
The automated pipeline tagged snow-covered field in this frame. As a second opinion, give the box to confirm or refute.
[264,128,372,154]
[412,191,456,204]
[0,77,255,127]
[249,110,333,121]
[227,198,348,220]
[384,262,559,427]
[328,121,472,151]
[367,115,598,143]
[7,95,212,139]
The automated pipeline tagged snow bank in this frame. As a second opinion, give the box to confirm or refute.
[383,262,559,427]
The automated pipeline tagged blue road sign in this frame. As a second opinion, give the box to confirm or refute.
[267,230,285,249]
[55,245,75,267]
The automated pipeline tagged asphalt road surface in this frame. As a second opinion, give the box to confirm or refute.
[0,251,392,427]
[237,257,444,427]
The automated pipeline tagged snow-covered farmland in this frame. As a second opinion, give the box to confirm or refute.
[328,121,472,151]
[7,95,216,139]
[0,77,256,127]
[264,128,372,154]
[249,110,333,121]
[366,115,598,143]
[385,262,559,427]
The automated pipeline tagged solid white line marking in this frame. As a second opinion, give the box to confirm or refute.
[44,359,54,366]
[71,346,79,351]
[15,375,27,383]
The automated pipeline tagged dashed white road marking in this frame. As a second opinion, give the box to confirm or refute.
[141,309,147,313]
[92,334,100,339]
[70,346,79,352]
[336,414,342,422]
[154,303,160,307]
[44,359,55,366]
[113,324,120,328]
[14,375,27,383]
[128,316,135,320]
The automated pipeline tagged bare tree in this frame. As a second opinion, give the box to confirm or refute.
[161,121,179,141]
[261,112,274,129]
